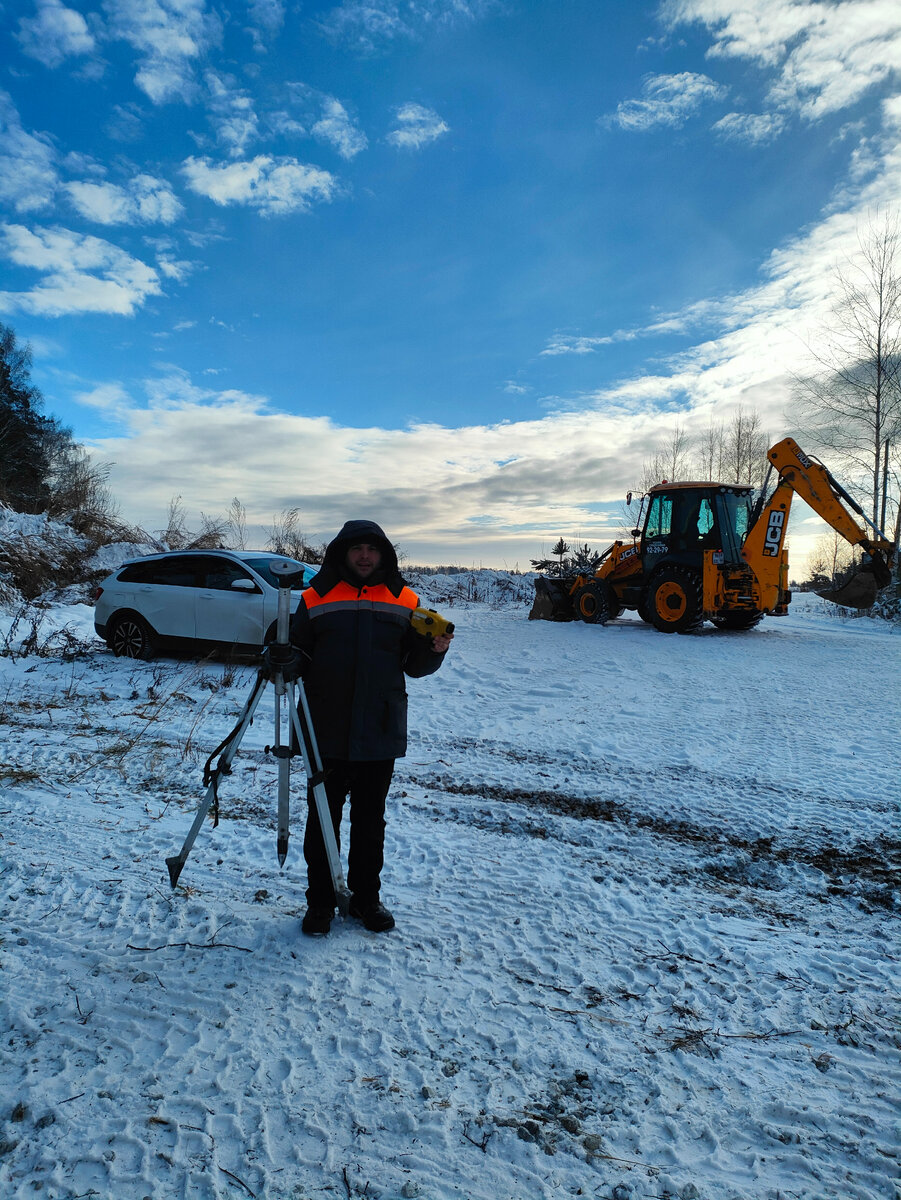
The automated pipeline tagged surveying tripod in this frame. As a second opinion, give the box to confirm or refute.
[165,560,350,914]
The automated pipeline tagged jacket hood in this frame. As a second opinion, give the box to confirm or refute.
[311,519,404,595]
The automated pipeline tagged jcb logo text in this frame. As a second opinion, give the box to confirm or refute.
[762,510,786,557]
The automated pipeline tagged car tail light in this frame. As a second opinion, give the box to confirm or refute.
[90,586,104,604]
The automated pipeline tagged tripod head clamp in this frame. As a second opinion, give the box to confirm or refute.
[269,559,308,645]
[270,559,307,590]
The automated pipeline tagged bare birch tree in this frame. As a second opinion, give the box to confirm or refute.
[724,406,769,487]
[794,211,901,529]
[639,422,693,490]
[694,420,726,481]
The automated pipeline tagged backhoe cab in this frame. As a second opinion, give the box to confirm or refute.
[529,437,896,634]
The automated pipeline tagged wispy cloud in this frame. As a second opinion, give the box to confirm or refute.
[0,223,162,316]
[606,72,728,131]
[15,0,96,68]
[181,155,339,215]
[541,334,622,356]
[663,0,901,121]
[204,71,260,157]
[713,111,786,144]
[386,103,449,149]
[105,102,147,142]
[102,0,222,104]
[319,0,494,53]
[246,0,285,45]
[0,92,59,213]
[65,174,184,224]
[313,97,368,159]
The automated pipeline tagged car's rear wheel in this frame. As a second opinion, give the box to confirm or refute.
[109,613,156,660]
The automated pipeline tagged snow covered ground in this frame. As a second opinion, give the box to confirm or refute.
[1,588,899,1200]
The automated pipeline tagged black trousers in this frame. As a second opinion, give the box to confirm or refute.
[304,758,396,908]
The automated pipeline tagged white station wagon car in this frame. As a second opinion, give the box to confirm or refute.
[93,549,315,660]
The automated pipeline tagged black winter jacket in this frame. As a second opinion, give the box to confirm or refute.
[289,520,445,761]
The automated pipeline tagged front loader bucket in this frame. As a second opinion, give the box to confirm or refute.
[529,576,573,621]
[817,566,880,610]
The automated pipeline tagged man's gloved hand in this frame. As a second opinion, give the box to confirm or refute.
[262,642,303,682]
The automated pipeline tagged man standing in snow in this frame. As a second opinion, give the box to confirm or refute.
[288,519,453,937]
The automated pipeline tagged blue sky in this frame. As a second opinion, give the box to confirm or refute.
[2,0,900,567]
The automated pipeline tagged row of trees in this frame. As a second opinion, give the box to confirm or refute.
[639,406,771,493]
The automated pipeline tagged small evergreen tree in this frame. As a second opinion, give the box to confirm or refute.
[0,323,53,511]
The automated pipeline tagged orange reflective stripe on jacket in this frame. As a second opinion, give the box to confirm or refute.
[302,580,419,621]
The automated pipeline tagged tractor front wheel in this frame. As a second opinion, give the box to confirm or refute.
[574,580,611,625]
[647,568,704,634]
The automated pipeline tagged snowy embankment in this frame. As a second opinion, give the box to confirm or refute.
[0,589,899,1200]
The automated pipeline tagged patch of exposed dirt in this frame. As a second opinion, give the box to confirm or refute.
[408,774,901,911]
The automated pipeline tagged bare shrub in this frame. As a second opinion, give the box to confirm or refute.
[266,507,325,563]
[145,496,228,551]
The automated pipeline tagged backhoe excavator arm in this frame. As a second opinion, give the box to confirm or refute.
[754,437,895,607]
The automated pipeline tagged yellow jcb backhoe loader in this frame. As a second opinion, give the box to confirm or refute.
[529,437,897,634]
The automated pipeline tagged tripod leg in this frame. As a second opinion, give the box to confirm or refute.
[274,681,290,866]
[165,671,268,888]
[287,685,351,915]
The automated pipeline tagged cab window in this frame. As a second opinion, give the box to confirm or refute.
[645,495,673,539]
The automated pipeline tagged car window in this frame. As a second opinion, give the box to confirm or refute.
[196,556,257,591]
[118,561,155,583]
[118,558,197,586]
[244,557,311,589]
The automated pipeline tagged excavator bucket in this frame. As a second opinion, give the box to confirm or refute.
[529,576,574,620]
[817,564,881,609]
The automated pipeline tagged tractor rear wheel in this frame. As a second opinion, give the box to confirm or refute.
[647,567,704,634]
[574,579,611,624]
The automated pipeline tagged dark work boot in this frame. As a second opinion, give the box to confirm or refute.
[301,905,334,936]
[349,898,395,932]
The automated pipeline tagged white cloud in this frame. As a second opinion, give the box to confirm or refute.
[663,0,901,120]
[0,223,162,317]
[319,0,494,52]
[205,71,260,157]
[312,98,368,159]
[268,110,306,139]
[181,155,339,215]
[607,72,728,131]
[155,254,194,281]
[542,334,620,356]
[65,174,184,224]
[15,0,96,68]
[713,110,786,143]
[84,377,648,560]
[0,92,59,213]
[102,0,222,104]
[75,381,134,420]
[247,0,285,41]
[386,103,449,149]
